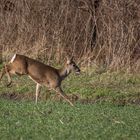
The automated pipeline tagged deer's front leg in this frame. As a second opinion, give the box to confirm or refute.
[35,83,41,104]
[55,87,74,106]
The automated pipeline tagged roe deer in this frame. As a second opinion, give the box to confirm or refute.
[0,54,80,106]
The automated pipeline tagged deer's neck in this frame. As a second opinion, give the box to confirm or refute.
[59,66,71,80]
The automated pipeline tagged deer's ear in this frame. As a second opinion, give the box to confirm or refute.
[66,58,71,64]
[70,56,74,61]
[66,55,70,64]
[66,55,73,64]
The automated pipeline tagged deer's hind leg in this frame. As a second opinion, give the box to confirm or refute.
[5,65,12,87]
[0,65,12,87]
[0,67,6,81]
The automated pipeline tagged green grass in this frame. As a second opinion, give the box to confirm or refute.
[0,100,140,140]
[0,68,140,139]
[0,70,140,103]
[64,72,140,103]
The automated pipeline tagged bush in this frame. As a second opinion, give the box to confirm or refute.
[0,0,139,72]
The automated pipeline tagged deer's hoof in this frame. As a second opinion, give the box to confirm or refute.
[6,82,12,88]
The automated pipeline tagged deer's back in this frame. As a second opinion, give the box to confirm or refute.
[9,54,61,87]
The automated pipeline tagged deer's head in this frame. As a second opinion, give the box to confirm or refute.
[66,57,80,74]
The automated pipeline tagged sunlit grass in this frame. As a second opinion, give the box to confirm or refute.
[0,71,140,104]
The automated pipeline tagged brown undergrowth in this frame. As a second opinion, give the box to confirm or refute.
[0,0,140,72]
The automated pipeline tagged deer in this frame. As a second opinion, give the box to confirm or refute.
[0,54,80,106]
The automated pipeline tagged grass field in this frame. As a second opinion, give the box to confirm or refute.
[0,100,140,140]
[0,67,140,140]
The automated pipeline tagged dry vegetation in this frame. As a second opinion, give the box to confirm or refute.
[0,0,140,72]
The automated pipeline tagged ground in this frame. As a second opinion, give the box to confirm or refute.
[0,67,140,140]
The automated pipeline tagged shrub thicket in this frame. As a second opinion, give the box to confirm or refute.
[0,0,139,72]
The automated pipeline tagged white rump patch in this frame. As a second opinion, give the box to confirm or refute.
[10,54,17,63]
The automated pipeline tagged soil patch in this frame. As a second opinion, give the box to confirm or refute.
[0,92,140,106]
